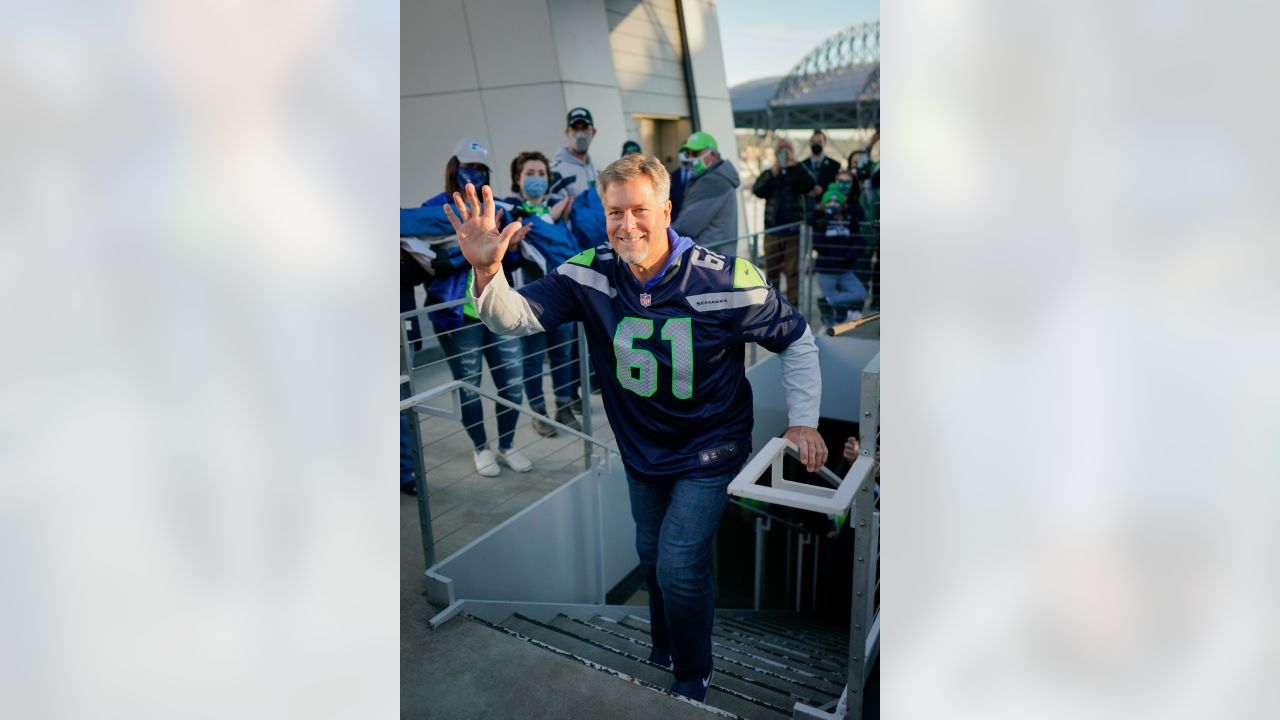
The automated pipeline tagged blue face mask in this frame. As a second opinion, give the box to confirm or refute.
[522,176,548,199]
[455,166,488,190]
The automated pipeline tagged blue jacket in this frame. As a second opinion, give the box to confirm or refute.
[497,196,580,276]
[402,192,518,330]
[568,186,606,252]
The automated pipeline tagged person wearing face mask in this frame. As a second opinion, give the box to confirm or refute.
[670,131,739,247]
[550,107,599,199]
[751,137,817,306]
[669,151,694,221]
[399,137,535,477]
[500,151,584,436]
[807,180,866,325]
[804,129,843,206]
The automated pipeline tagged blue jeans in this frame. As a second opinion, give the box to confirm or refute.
[400,410,417,489]
[434,319,523,451]
[627,467,738,682]
[522,322,579,410]
[815,270,867,323]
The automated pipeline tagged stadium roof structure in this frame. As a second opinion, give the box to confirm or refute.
[731,20,879,131]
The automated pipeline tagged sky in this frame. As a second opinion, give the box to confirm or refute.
[714,0,880,88]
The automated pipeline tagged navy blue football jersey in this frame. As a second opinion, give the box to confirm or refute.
[517,228,808,482]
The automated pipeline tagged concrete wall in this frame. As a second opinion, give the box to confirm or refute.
[402,0,734,206]
[680,0,738,163]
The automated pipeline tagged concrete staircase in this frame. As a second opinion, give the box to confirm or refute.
[470,609,850,719]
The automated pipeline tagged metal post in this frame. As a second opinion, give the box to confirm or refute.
[845,354,880,719]
[749,233,760,366]
[407,408,435,570]
[400,318,415,397]
[795,533,811,611]
[753,515,769,610]
[577,323,593,470]
[811,536,820,613]
[785,529,793,607]
[799,222,814,322]
[401,330,434,570]
[595,455,607,603]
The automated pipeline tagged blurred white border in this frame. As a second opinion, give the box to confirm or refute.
[0,2,397,717]
[890,1,1280,717]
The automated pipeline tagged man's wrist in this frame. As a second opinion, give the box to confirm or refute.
[472,264,501,295]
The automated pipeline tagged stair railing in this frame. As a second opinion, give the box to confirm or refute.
[728,352,880,720]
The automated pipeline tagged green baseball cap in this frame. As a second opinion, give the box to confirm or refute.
[678,131,718,154]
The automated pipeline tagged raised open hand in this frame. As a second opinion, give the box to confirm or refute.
[441,183,524,282]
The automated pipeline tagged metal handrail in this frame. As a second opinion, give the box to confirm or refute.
[400,379,612,452]
[731,497,810,533]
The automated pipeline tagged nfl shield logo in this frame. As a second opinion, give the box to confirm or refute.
[640,293,651,307]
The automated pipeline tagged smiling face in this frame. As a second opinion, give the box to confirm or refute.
[604,176,671,271]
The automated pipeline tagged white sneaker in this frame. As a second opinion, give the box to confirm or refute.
[495,447,533,472]
[474,449,500,477]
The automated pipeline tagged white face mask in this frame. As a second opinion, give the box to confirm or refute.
[571,131,592,153]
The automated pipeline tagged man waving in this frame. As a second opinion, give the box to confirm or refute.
[443,153,826,702]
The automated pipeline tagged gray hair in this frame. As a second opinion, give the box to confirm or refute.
[596,154,671,205]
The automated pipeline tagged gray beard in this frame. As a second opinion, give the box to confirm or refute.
[614,237,648,266]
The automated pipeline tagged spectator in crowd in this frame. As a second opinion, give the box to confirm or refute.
[803,129,843,205]
[501,151,584,435]
[446,154,826,702]
[670,131,739,248]
[808,182,866,325]
[621,139,642,157]
[400,246,430,356]
[399,137,535,477]
[669,151,694,222]
[751,137,817,305]
[551,107,598,198]
[401,409,418,495]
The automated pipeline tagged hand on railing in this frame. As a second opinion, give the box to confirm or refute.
[782,426,827,472]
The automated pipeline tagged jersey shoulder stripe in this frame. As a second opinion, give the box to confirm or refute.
[681,247,770,313]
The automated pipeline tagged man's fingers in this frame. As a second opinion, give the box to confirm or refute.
[452,192,470,221]
[498,220,522,244]
[442,203,463,233]
[465,183,481,220]
[482,184,495,221]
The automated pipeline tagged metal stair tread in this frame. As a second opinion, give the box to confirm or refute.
[536,615,804,712]
[502,615,791,720]
[723,616,852,649]
[716,618,850,662]
[620,616,847,685]
[588,617,846,700]
[717,617,850,655]
[563,617,836,708]
[709,625,847,678]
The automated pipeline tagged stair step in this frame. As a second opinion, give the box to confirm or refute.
[621,616,847,686]
[503,615,790,720]
[721,617,851,655]
[728,616,851,648]
[709,625,847,679]
[590,617,846,700]
[716,619,849,667]
[538,616,806,715]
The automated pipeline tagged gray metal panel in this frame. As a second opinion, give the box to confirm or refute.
[815,334,880,424]
[746,354,789,454]
[426,454,638,606]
